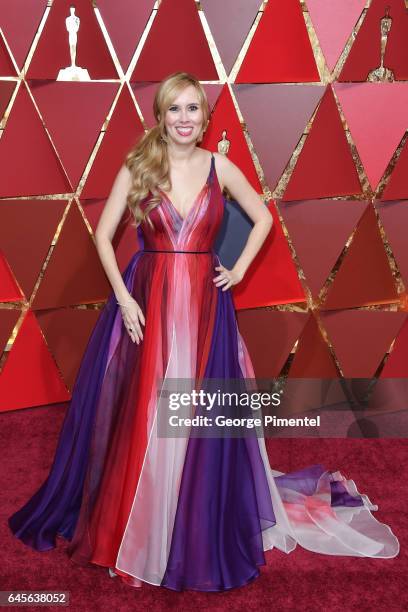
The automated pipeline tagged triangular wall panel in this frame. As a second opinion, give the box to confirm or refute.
[380,315,408,377]
[0,260,22,302]
[279,199,367,297]
[376,200,408,286]
[0,81,16,117]
[236,0,320,83]
[0,82,71,196]
[283,86,362,201]
[80,85,144,199]
[96,0,154,73]
[288,315,339,377]
[306,0,366,72]
[320,310,407,377]
[381,142,408,200]
[322,204,398,310]
[31,203,111,309]
[36,307,103,391]
[237,310,308,379]
[232,202,305,310]
[0,0,47,70]
[0,34,17,76]
[0,310,70,412]
[334,82,408,190]
[30,81,119,189]
[130,0,218,81]
[201,0,261,74]
[202,85,262,193]
[0,199,67,300]
[233,84,324,193]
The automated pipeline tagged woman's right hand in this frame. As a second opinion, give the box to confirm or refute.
[117,297,145,344]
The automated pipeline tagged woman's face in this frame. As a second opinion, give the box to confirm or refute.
[163,84,205,146]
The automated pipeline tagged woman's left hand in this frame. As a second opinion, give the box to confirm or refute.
[213,265,244,291]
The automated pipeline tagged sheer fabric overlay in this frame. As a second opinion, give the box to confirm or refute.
[8,153,399,592]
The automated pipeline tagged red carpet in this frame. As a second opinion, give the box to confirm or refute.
[1,403,406,611]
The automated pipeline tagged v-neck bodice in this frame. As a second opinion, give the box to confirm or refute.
[137,151,224,252]
[158,153,215,223]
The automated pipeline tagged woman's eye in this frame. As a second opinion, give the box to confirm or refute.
[168,105,199,111]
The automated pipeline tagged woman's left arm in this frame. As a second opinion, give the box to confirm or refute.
[213,153,273,291]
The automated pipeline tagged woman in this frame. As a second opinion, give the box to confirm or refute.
[8,72,399,592]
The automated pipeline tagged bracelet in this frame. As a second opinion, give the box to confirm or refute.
[116,299,135,308]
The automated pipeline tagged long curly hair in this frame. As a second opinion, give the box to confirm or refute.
[124,71,210,229]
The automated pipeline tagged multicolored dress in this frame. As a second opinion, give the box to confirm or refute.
[8,152,399,592]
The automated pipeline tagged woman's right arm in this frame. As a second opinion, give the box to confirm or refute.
[94,164,134,304]
[94,165,145,344]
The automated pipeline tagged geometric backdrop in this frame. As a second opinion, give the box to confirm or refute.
[1,0,407,412]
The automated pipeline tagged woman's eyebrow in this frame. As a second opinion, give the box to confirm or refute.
[169,102,200,106]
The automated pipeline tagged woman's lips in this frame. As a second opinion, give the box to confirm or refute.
[175,126,193,136]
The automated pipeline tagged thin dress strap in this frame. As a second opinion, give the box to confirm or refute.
[209,152,215,183]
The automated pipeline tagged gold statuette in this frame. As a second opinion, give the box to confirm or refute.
[367,6,394,82]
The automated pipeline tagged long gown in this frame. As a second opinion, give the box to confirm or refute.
[8,152,399,592]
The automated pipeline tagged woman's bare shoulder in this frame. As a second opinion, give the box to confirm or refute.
[212,151,236,191]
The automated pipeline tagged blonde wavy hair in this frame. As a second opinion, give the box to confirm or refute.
[124,71,210,229]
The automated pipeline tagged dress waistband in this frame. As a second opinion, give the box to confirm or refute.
[142,249,212,254]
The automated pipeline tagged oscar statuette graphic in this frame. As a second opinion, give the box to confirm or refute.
[217,130,232,198]
[57,5,90,81]
[217,129,231,155]
[367,5,395,82]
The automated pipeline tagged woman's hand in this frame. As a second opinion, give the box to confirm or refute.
[213,264,244,291]
[117,297,145,344]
